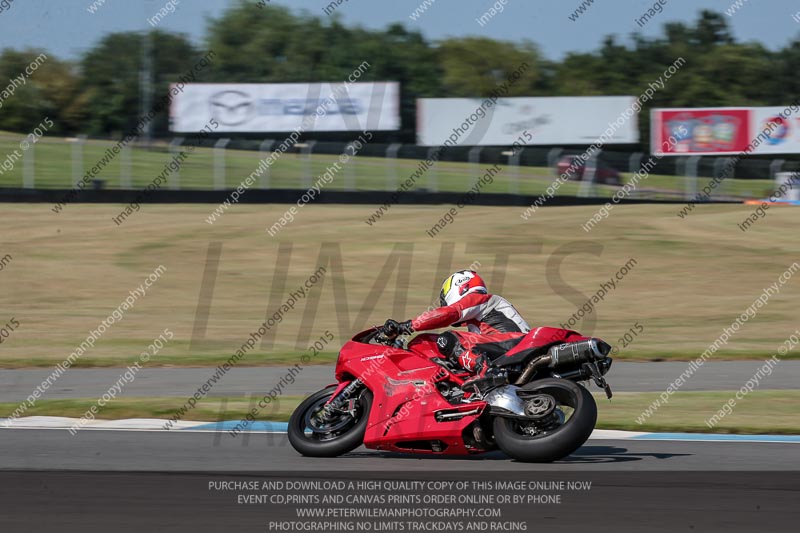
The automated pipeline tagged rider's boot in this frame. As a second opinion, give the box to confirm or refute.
[461,354,508,393]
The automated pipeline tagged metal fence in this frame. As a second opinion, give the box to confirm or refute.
[2,134,795,201]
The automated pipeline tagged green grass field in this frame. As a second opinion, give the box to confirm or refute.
[0,133,776,199]
[3,199,798,434]
[1,202,799,368]
[3,391,796,435]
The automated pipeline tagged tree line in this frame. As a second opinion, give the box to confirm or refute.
[1,3,798,147]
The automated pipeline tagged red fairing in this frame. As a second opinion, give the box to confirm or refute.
[328,324,608,456]
[335,334,485,455]
[411,292,491,331]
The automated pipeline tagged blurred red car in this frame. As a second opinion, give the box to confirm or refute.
[555,155,622,185]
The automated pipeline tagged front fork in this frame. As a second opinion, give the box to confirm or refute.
[318,379,363,421]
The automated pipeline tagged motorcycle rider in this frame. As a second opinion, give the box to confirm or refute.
[382,270,530,391]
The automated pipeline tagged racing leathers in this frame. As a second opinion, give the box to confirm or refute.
[410,292,531,372]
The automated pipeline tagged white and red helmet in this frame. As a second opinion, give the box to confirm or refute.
[439,270,487,307]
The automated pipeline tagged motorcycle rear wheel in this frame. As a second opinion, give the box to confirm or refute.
[288,386,372,457]
[492,378,597,463]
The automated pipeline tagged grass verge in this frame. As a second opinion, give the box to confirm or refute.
[0,352,338,369]
[594,390,800,434]
[0,350,793,369]
[0,133,773,197]
[4,203,800,367]
[2,391,798,435]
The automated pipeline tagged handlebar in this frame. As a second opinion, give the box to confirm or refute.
[374,330,392,344]
[372,328,406,348]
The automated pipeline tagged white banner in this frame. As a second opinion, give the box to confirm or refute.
[416,96,638,146]
[170,82,400,132]
[749,107,800,155]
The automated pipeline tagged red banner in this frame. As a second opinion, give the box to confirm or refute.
[652,108,751,155]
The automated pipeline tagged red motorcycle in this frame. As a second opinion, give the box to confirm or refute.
[288,325,613,462]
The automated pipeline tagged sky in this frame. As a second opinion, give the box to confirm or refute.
[1,0,800,61]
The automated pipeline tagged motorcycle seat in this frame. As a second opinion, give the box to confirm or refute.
[473,337,525,361]
[475,338,554,367]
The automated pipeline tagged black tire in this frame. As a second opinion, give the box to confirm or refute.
[492,378,597,463]
[287,386,372,458]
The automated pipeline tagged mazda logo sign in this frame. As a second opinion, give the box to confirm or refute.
[209,91,255,126]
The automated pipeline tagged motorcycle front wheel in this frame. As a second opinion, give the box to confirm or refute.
[492,378,597,463]
[288,386,372,457]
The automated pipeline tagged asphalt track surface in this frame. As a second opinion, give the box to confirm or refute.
[1,429,798,532]
[2,361,798,402]
[1,427,798,472]
[3,364,798,532]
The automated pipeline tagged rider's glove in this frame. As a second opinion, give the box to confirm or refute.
[397,320,414,335]
[382,319,400,336]
[382,319,414,337]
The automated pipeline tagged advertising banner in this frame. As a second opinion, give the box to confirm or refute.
[170,82,400,132]
[749,107,798,154]
[651,106,800,155]
[416,96,639,146]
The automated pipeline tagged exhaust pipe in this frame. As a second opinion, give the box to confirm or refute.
[549,338,611,368]
[514,338,611,385]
